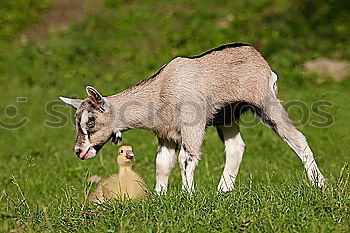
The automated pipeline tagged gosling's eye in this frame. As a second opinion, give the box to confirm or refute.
[120,149,124,153]
[87,117,95,128]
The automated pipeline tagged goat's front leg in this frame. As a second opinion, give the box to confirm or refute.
[155,138,177,195]
[178,124,204,194]
[178,146,200,194]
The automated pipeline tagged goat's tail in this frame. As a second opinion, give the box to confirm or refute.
[269,71,278,96]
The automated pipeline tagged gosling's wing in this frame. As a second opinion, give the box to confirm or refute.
[132,171,148,192]
[124,172,149,199]
[103,174,122,200]
[89,181,105,204]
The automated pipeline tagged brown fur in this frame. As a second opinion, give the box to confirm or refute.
[61,43,326,191]
[78,45,272,156]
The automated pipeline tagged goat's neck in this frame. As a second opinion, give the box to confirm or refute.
[107,86,159,131]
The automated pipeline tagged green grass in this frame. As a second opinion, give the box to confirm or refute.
[0,0,52,41]
[0,0,349,232]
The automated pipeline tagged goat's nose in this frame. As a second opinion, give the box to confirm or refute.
[75,148,82,156]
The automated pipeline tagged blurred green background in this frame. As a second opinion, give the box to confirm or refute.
[0,0,349,232]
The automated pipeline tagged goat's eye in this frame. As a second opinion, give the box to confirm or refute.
[87,117,95,128]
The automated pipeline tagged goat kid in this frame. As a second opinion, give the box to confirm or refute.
[60,43,326,194]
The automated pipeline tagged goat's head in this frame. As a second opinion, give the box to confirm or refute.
[59,86,122,160]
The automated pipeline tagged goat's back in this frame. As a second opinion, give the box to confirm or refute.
[158,44,273,107]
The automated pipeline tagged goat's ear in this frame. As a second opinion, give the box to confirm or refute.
[86,86,104,106]
[59,96,83,109]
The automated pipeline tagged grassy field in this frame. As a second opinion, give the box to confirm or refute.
[0,0,349,232]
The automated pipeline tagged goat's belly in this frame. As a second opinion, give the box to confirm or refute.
[206,101,254,127]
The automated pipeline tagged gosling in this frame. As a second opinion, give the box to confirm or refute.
[89,145,148,203]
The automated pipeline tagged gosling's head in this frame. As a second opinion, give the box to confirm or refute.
[117,145,134,167]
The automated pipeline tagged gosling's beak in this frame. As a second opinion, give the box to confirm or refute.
[126,150,134,159]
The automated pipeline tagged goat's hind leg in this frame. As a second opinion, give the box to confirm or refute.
[155,138,177,195]
[217,123,246,192]
[259,96,326,187]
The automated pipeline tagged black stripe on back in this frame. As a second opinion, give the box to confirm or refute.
[133,43,251,87]
[186,43,251,59]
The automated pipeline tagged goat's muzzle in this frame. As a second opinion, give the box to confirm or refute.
[76,147,96,160]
